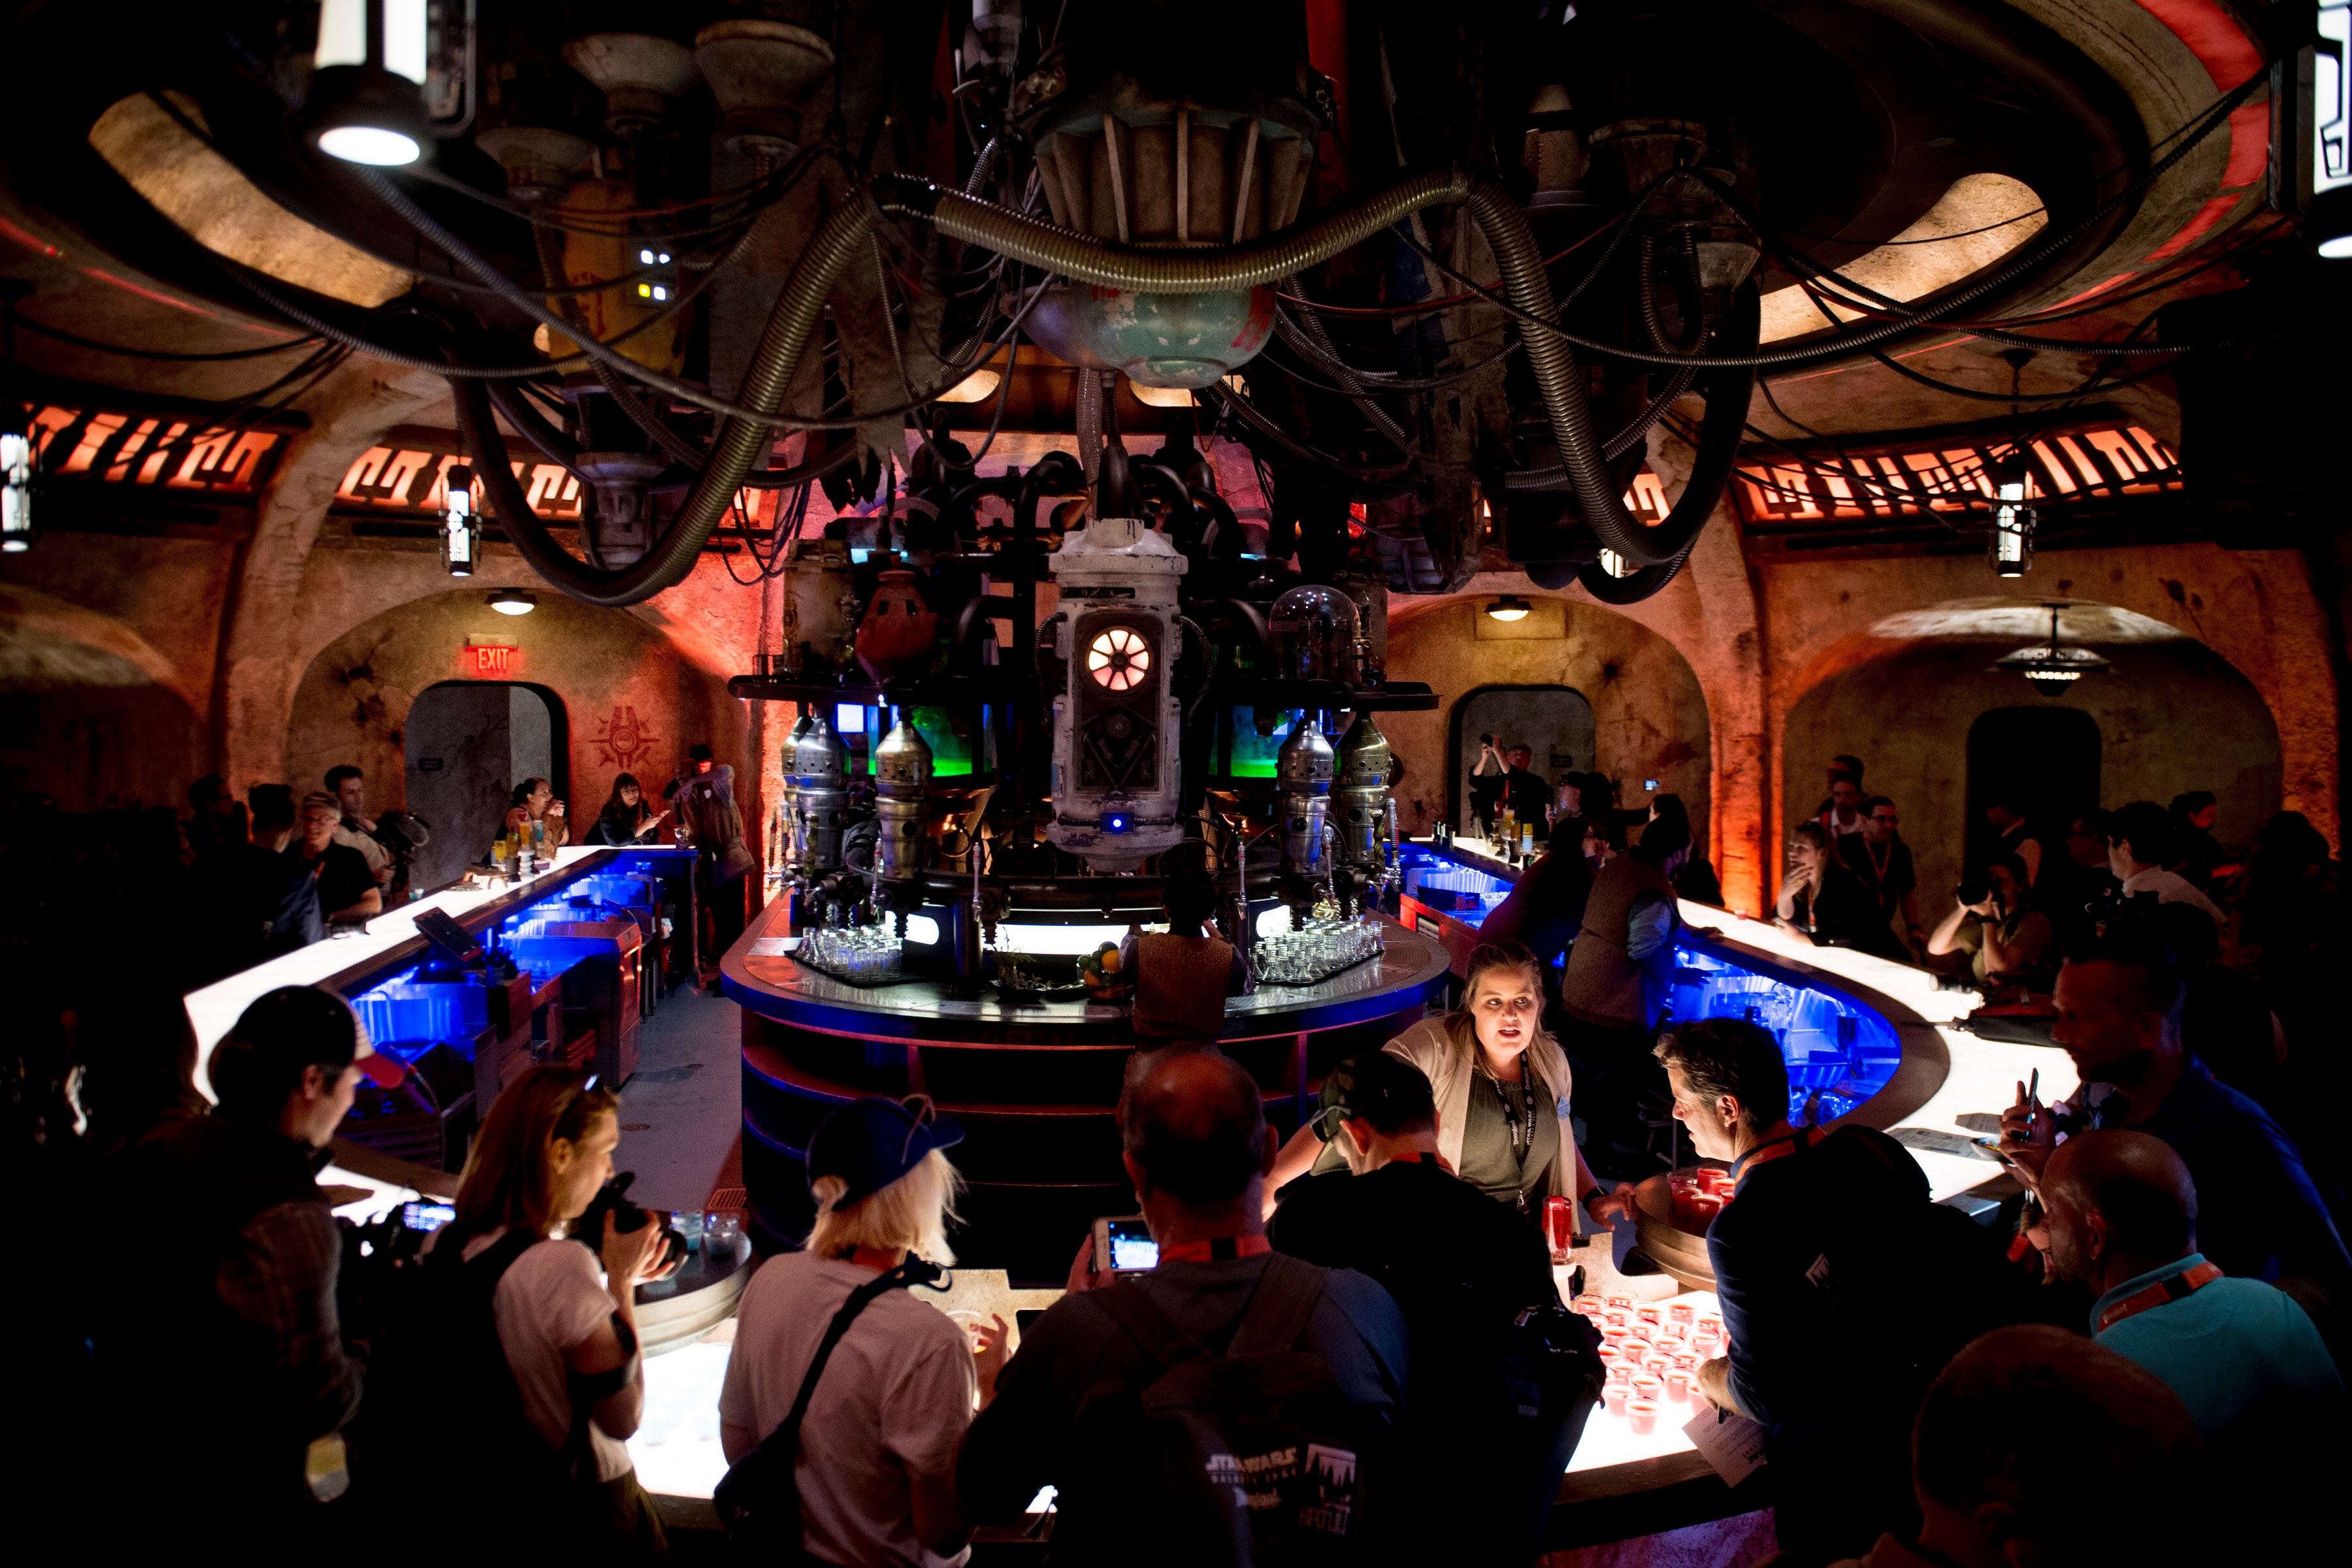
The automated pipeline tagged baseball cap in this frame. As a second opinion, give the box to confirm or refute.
[218,986,403,1109]
[806,1095,963,1205]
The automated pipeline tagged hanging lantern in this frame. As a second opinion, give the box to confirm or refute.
[440,462,479,576]
[1987,446,2036,578]
[1,411,34,553]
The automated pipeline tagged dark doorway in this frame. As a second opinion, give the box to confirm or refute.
[1447,685,1597,834]
[404,682,569,892]
[1965,706,2099,874]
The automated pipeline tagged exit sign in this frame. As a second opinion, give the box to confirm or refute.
[469,643,517,677]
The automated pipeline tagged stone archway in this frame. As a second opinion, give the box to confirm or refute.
[0,585,202,809]
[284,587,734,857]
[1384,593,1714,873]
[1780,597,2285,913]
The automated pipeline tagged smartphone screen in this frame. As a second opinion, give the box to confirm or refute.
[1100,1217,1158,1273]
[400,1200,455,1232]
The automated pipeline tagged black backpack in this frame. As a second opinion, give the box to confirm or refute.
[713,1256,941,1556]
[348,1226,587,1549]
[1076,1254,1393,1567]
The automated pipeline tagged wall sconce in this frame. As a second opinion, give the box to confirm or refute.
[487,588,537,616]
[1486,595,1531,622]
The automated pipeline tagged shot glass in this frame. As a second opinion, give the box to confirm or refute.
[1602,1383,1630,1417]
[1627,1400,1661,1436]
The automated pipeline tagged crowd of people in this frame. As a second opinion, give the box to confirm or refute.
[6,732,2348,1563]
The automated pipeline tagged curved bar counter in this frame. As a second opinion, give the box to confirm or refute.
[723,894,1454,1282]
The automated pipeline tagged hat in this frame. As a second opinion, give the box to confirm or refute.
[806,1095,963,1205]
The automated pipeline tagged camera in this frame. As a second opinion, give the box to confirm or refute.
[1955,880,1989,907]
[573,1171,688,1275]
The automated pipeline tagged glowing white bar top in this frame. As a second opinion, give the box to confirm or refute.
[182,847,611,1092]
[1679,900,2078,1203]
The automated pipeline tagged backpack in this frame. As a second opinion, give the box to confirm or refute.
[713,1256,940,1557]
[1077,1255,1392,1567]
[348,1227,583,1548]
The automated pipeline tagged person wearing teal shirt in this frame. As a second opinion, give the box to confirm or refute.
[2033,1128,2342,1524]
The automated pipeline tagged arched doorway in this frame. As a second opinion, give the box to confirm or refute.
[1965,707,2099,877]
[403,682,569,890]
[1447,685,1599,832]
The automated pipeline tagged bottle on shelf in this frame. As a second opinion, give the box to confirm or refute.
[1519,820,1535,862]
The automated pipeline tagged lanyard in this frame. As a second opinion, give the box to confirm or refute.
[2098,1260,2221,1331]
[1156,1235,1272,1264]
[1729,1126,1823,1188]
[1484,1066,1541,1156]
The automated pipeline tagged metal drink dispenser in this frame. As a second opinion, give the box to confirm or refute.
[792,712,851,874]
[874,710,934,885]
[1046,515,1188,870]
[777,710,812,868]
[1331,711,1392,872]
[1277,713,1335,874]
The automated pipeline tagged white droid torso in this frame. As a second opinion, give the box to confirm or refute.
[1046,517,1187,871]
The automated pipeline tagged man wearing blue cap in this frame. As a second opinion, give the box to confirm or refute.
[722,1095,1006,1568]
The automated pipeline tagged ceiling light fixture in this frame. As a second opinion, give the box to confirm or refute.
[308,0,432,167]
[1486,594,1532,622]
[1987,446,2036,578]
[487,588,538,617]
[1993,604,2110,693]
[440,463,478,576]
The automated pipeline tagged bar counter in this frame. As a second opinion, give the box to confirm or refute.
[721,893,1456,1281]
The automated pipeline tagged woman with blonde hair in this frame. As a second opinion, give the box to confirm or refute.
[1269,941,1627,1229]
[429,1064,676,1554]
[720,1096,1008,1566]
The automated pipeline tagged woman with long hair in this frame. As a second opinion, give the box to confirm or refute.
[720,1097,1007,1566]
[435,1065,674,1555]
[589,774,669,845]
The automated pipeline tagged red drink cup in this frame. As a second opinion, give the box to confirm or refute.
[1636,1305,1664,1329]
[1603,1383,1629,1416]
[1627,1400,1661,1435]
[1668,1301,1695,1326]
[1697,1313,1723,1338]
[1673,1353,1698,1373]
[1632,1374,1663,1403]
[1597,1345,1622,1371]
[1659,1321,1688,1345]
[1647,1354,1674,1377]
[1690,1195,1723,1227]
[1605,1309,1631,1330]
[1607,1296,1634,1311]
[1544,1194,1575,1263]
[1665,1370,1690,1402]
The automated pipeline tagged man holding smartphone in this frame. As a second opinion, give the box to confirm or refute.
[958,1049,1409,1558]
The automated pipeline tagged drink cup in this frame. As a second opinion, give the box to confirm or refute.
[1668,1301,1695,1326]
[1636,1305,1664,1329]
[1597,1345,1622,1371]
[1627,1400,1661,1436]
[1665,1370,1690,1402]
[1606,1296,1633,1311]
[1602,1383,1629,1416]
[1544,1195,1575,1263]
[1633,1375,1663,1403]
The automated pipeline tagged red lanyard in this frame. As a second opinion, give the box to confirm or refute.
[1727,1127,1825,1198]
[2098,1260,2221,1331]
[1156,1235,1272,1264]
